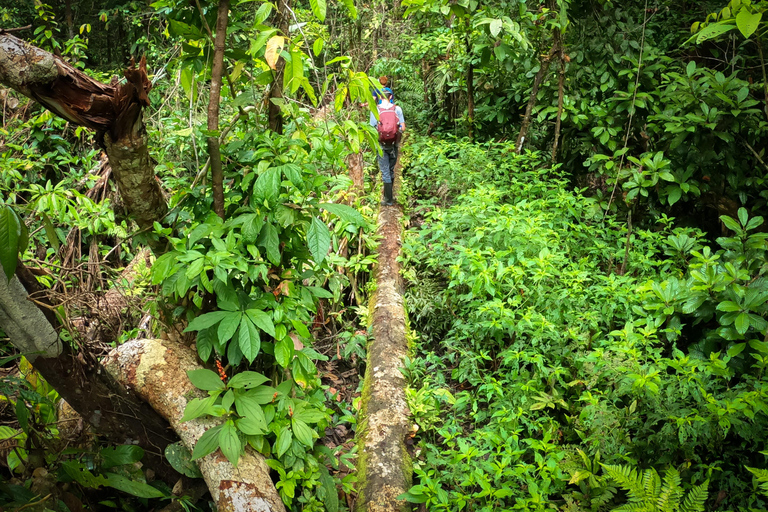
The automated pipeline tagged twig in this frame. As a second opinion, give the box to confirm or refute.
[16,494,52,511]
[0,25,32,34]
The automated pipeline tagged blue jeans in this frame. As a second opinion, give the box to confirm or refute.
[377,143,398,184]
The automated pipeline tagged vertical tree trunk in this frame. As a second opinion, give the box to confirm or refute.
[465,28,475,140]
[207,0,229,219]
[515,46,556,153]
[268,0,290,134]
[64,0,75,40]
[551,36,566,161]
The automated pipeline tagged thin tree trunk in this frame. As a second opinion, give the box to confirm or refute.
[207,0,229,219]
[268,0,289,134]
[515,45,557,153]
[0,34,168,233]
[1,265,180,485]
[64,0,75,40]
[551,36,566,161]
[465,28,474,140]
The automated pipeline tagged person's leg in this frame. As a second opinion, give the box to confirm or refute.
[379,145,394,184]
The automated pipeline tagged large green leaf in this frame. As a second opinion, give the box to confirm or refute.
[0,205,21,280]
[258,222,281,265]
[275,336,294,368]
[275,426,292,457]
[291,418,315,447]
[307,217,331,265]
[218,311,242,343]
[104,473,164,499]
[191,425,222,460]
[185,310,230,332]
[218,421,241,467]
[187,369,225,391]
[736,8,762,38]
[253,167,281,204]
[245,309,276,337]
[238,317,261,363]
[164,442,203,478]
[100,445,144,469]
[320,203,366,226]
[228,371,269,389]
[696,22,735,43]
[309,0,327,22]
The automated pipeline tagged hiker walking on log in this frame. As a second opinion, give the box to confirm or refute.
[370,88,405,206]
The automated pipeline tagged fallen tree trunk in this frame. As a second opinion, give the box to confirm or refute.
[0,33,167,231]
[356,156,411,512]
[105,338,286,512]
[0,267,181,485]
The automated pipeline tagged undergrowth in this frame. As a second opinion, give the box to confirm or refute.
[400,135,768,511]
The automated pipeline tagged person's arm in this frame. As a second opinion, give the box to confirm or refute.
[369,111,377,128]
[396,107,406,134]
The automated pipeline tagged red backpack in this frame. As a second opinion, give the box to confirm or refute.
[377,104,399,144]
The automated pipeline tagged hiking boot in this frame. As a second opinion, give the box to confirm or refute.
[382,182,394,206]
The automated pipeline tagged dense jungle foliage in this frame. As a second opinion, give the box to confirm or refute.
[2,0,768,510]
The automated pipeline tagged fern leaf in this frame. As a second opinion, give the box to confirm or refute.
[680,479,709,512]
[656,467,682,510]
[604,464,646,502]
[642,468,661,502]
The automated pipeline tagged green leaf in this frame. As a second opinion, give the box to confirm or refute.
[238,317,261,363]
[254,167,281,204]
[696,22,735,43]
[187,369,225,391]
[197,328,215,362]
[258,222,281,265]
[489,18,502,37]
[320,203,366,226]
[218,422,241,467]
[735,312,751,334]
[319,467,339,512]
[218,312,242,343]
[275,426,292,457]
[290,50,304,94]
[736,8,762,38]
[309,0,327,21]
[313,38,324,56]
[717,300,741,312]
[164,442,203,478]
[241,213,264,242]
[244,385,278,404]
[236,414,268,435]
[100,445,145,469]
[0,205,21,280]
[291,418,315,447]
[221,389,235,411]
[307,217,331,265]
[291,319,310,339]
[104,473,164,499]
[185,311,230,332]
[228,371,269,389]
[245,309,276,337]
[191,425,222,460]
[41,212,59,253]
[275,336,294,368]
[686,60,696,77]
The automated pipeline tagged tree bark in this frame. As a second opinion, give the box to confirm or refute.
[64,0,75,40]
[514,45,557,154]
[105,339,286,512]
[0,267,181,485]
[207,0,229,220]
[465,30,474,140]
[551,35,566,161]
[268,0,290,134]
[0,33,167,231]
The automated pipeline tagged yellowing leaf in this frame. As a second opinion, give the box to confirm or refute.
[265,35,285,70]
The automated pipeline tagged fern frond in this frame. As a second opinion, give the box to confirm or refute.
[604,464,646,502]
[680,480,709,512]
[656,467,683,511]
[612,503,654,512]
[642,468,661,501]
